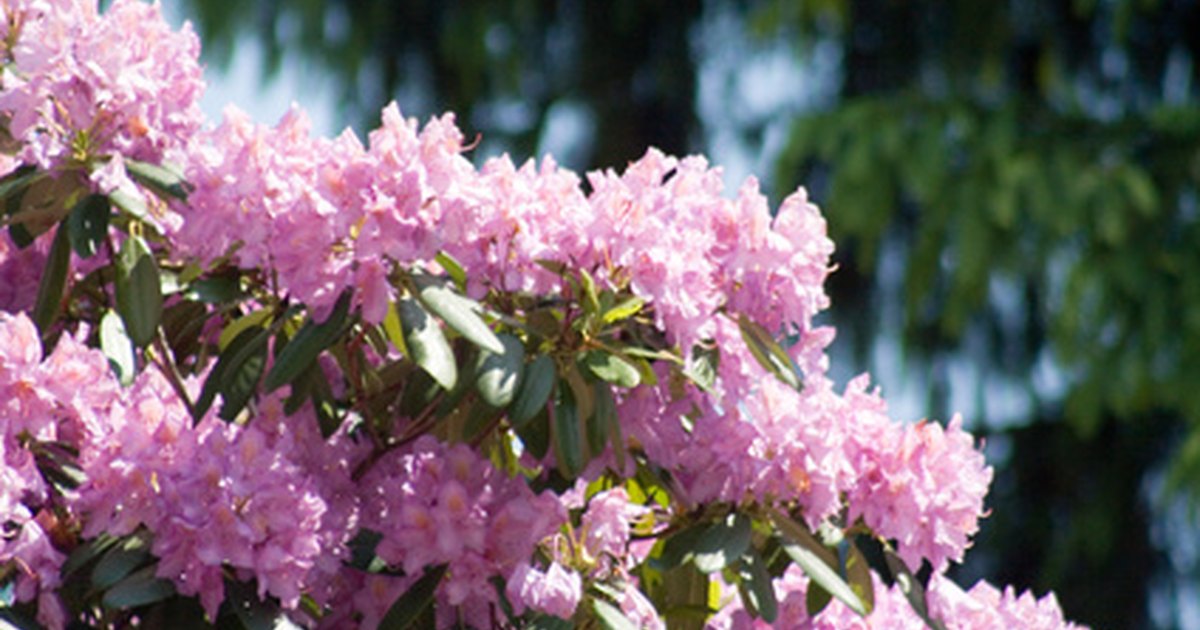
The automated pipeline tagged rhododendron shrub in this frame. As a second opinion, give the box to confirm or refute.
[0,1,1084,629]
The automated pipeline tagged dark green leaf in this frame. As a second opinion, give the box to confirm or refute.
[32,222,71,334]
[263,290,351,392]
[61,533,119,579]
[846,542,875,614]
[114,235,162,348]
[516,407,551,460]
[552,384,585,478]
[378,564,447,630]
[773,512,866,616]
[225,577,287,630]
[217,329,268,422]
[736,314,801,391]
[524,615,574,630]
[99,310,136,386]
[510,354,556,427]
[193,326,269,421]
[101,566,175,610]
[218,308,274,351]
[92,534,151,590]
[124,158,191,200]
[593,598,638,630]
[397,297,457,390]
[413,274,503,354]
[806,578,833,617]
[475,333,525,407]
[737,547,778,623]
[66,193,110,258]
[692,513,753,574]
[883,548,947,630]
[583,350,641,388]
[658,523,709,570]
[588,380,616,458]
[184,274,241,304]
[0,165,41,204]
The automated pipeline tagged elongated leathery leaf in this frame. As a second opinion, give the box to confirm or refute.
[114,234,162,348]
[413,273,503,354]
[771,509,866,617]
[66,193,110,258]
[99,310,136,386]
[32,222,70,334]
[510,354,556,427]
[737,547,779,623]
[692,513,753,574]
[593,598,638,630]
[475,332,525,407]
[378,564,446,630]
[737,314,801,391]
[263,290,351,392]
[101,566,175,610]
[583,349,641,388]
[397,296,457,390]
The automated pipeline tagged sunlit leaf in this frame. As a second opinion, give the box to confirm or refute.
[397,297,457,390]
[475,332,525,407]
[583,350,641,388]
[219,308,274,351]
[737,314,801,390]
[99,310,136,386]
[263,290,351,392]
[846,542,875,614]
[434,250,467,291]
[692,513,752,574]
[601,295,645,325]
[413,274,503,354]
[772,510,865,617]
[124,158,191,200]
[736,547,778,623]
[593,598,638,630]
[114,234,162,348]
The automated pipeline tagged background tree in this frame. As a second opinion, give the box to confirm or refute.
[181,0,1200,627]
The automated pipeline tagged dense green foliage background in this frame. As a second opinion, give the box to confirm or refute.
[179,1,1200,627]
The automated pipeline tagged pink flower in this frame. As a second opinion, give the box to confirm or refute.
[506,562,583,619]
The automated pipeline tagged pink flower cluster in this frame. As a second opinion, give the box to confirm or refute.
[360,436,565,628]
[714,567,1082,630]
[0,0,204,174]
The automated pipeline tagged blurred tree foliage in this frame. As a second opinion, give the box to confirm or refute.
[182,0,1200,626]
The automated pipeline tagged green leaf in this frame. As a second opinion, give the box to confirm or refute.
[692,513,753,574]
[682,345,719,392]
[99,310,136,386]
[510,354,556,427]
[601,295,645,325]
[525,615,574,630]
[218,328,269,422]
[772,512,866,617]
[579,267,601,315]
[225,577,289,630]
[736,547,778,623]
[552,384,585,478]
[397,297,457,390]
[587,380,617,459]
[108,187,149,224]
[413,274,504,354]
[434,250,468,291]
[61,533,119,579]
[193,326,269,421]
[263,291,352,392]
[516,407,551,460]
[475,333,525,408]
[583,350,641,388]
[101,565,175,610]
[382,301,409,356]
[114,235,162,348]
[737,314,801,390]
[0,165,41,204]
[806,578,833,616]
[659,523,710,570]
[846,542,875,615]
[219,308,274,351]
[378,564,447,630]
[883,548,947,630]
[32,222,71,335]
[124,158,191,200]
[593,598,638,630]
[66,193,111,258]
[92,535,151,590]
